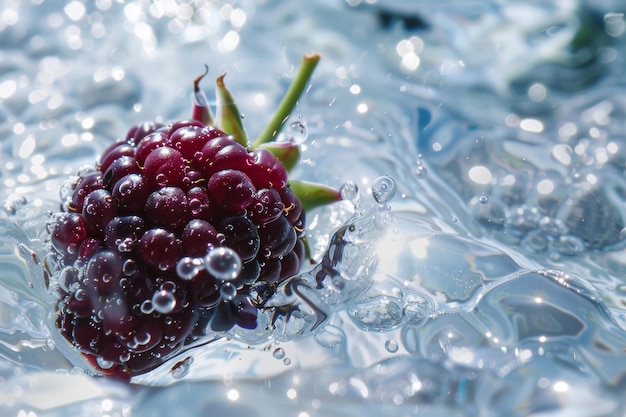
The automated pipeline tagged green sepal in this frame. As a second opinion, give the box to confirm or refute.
[257,141,300,172]
[288,179,342,212]
[192,65,215,126]
[216,73,248,147]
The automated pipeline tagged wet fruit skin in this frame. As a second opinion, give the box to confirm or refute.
[51,120,306,379]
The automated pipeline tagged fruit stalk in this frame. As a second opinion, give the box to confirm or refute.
[253,53,321,147]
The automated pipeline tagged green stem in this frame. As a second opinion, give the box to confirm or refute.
[252,53,321,147]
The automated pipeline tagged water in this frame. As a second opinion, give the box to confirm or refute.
[1,0,626,416]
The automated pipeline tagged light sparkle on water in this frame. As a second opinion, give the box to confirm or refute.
[1,1,626,417]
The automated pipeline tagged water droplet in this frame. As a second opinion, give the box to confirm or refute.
[403,299,429,325]
[272,347,285,359]
[155,173,167,186]
[385,339,399,353]
[140,300,154,314]
[348,296,403,331]
[134,329,152,346]
[176,257,203,280]
[220,282,237,301]
[340,181,360,204]
[160,281,176,293]
[118,181,132,196]
[205,247,242,281]
[171,357,193,379]
[478,195,489,204]
[96,356,114,370]
[189,198,202,215]
[283,358,292,365]
[122,259,137,276]
[287,116,308,144]
[85,204,96,215]
[74,288,86,301]
[152,290,176,314]
[372,176,396,204]
[415,165,427,178]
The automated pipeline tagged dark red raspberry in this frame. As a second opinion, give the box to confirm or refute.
[47,54,340,379]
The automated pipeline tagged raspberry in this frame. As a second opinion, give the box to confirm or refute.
[47,54,341,379]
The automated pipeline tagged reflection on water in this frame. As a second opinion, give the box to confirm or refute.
[1,0,626,416]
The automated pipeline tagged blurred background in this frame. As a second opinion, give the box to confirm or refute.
[1,1,626,416]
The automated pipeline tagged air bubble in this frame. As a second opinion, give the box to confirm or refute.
[220,282,237,301]
[66,244,77,255]
[96,356,114,370]
[133,329,152,347]
[176,257,204,280]
[152,290,176,314]
[140,300,154,314]
[403,302,428,325]
[74,288,87,301]
[118,181,132,196]
[478,195,489,204]
[155,173,168,186]
[205,247,242,281]
[385,339,399,353]
[272,347,285,359]
[340,181,360,204]
[283,358,291,366]
[287,116,308,144]
[372,176,396,204]
[122,259,137,276]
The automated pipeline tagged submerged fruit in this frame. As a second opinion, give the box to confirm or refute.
[48,54,341,379]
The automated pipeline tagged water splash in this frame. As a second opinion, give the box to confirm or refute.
[2,0,626,416]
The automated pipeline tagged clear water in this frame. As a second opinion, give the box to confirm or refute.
[1,0,626,416]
